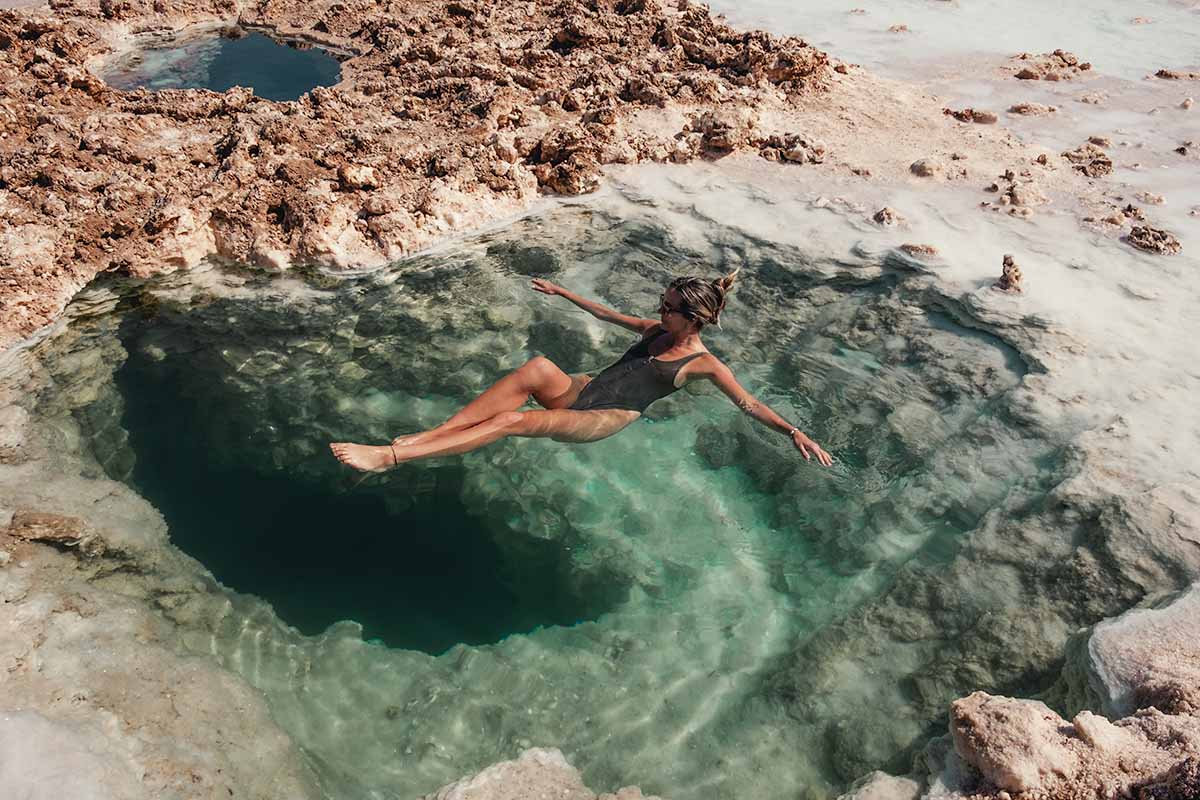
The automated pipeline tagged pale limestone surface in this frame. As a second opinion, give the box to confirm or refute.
[1088,583,1200,717]
[421,748,662,800]
[838,771,921,800]
[950,693,1078,792]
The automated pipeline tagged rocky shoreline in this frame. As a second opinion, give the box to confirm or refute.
[2,0,1199,798]
[0,0,1118,350]
[1,0,833,347]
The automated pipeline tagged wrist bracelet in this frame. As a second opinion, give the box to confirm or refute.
[786,427,799,437]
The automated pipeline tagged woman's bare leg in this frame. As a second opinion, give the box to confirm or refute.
[391,356,582,447]
[331,408,636,471]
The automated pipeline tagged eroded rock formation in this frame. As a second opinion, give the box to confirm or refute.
[0,0,831,347]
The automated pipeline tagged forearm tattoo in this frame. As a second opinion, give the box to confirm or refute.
[737,397,760,415]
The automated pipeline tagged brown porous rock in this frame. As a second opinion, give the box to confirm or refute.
[0,1,836,348]
[1008,102,1057,115]
[1137,756,1200,799]
[993,254,1023,292]
[1126,225,1182,255]
[1011,49,1093,80]
[910,158,941,177]
[753,132,826,164]
[1155,69,1200,80]
[898,243,937,258]
[872,207,902,227]
[944,107,998,124]
[1063,142,1114,177]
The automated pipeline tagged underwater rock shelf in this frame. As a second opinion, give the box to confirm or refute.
[11,205,1068,799]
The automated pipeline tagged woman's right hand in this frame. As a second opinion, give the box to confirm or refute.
[530,279,565,296]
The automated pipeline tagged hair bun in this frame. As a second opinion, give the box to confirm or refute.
[714,268,740,294]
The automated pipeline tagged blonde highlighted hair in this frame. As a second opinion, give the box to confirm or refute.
[668,268,740,327]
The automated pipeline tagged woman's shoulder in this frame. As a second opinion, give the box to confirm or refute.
[639,322,666,339]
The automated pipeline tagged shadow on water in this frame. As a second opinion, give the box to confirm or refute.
[113,308,600,655]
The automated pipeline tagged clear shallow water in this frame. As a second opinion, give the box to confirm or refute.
[20,200,1059,798]
[115,332,599,653]
[101,30,341,101]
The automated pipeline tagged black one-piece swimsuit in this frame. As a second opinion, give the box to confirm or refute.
[568,329,704,413]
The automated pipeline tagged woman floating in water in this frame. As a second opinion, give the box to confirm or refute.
[330,271,833,470]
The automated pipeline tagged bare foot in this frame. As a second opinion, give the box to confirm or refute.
[329,442,398,472]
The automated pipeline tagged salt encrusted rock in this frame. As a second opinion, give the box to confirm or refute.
[1155,69,1200,80]
[1183,98,1195,110]
[1127,225,1182,255]
[943,107,998,124]
[685,109,758,152]
[950,692,1078,792]
[993,254,1023,292]
[1139,756,1200,800]
[910,158,940,177]
[1011,49,1093,80]
[872,207,902,227]
[1008,102,1056,115]
[419,748,661,800]
[6,510,105,557]
[1062,142,1113,177]
[836,770,920,800]
[754,132,826,164]
[1134,191,1165,205]
[337,164,379,190]
[1007,181,1049,207]
[899,243,937,258]
[1072,710,1139,753]
[1088,585,1200,716]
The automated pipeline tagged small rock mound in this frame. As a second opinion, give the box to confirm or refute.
[910,158,940,177]
[944,107,998,124]
[1155,69,1200,80]
[1127,225,1182,255]
[1063,142,1113,177]
[898,243,937,258]
[1008,102,1057,115]
[1012,48,1093,80]
[755,132,826,164]
[993,254,1023,292]
[872,207,902,227]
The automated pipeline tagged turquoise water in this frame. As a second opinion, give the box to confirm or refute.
[115,326,600,653]
[102,30,341,101]
[24,204,1052,798]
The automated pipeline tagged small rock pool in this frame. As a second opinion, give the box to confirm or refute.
[100,27,342,101]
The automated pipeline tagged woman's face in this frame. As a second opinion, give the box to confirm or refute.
[658,288,697,334]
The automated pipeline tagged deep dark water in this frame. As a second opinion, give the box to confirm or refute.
[114,312,598,654]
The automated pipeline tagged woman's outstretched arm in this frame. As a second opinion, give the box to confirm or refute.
[698,358,834,466]
[531,279,657,334]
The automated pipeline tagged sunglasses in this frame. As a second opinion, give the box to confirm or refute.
[658,293,693,318]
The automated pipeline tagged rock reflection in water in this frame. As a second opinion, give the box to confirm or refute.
[32,204,1047,799]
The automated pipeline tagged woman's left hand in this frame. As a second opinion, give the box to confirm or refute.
[792,430,834,467]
